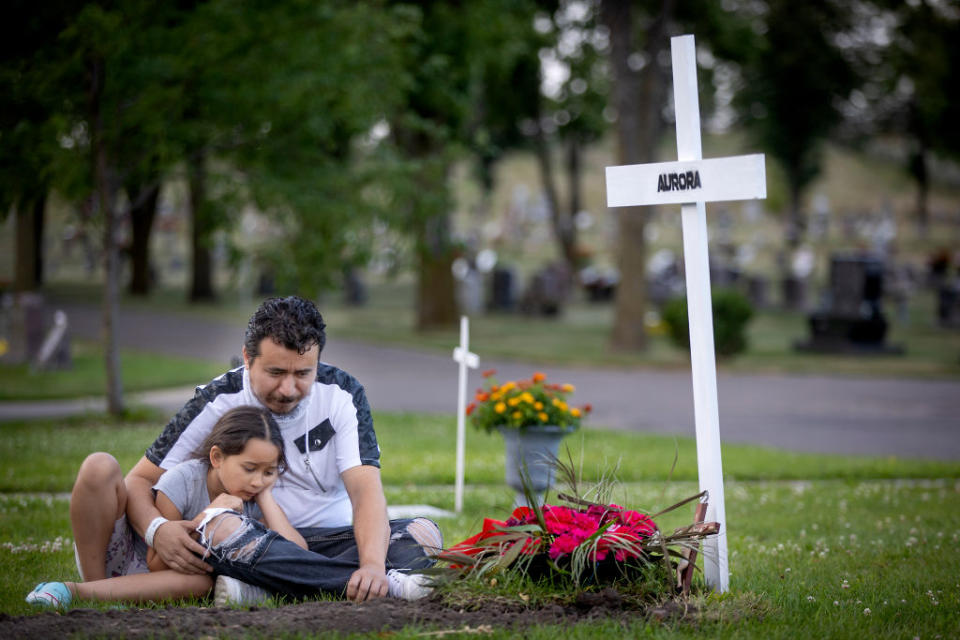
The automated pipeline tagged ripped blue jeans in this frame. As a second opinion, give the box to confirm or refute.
[196,512,439,600]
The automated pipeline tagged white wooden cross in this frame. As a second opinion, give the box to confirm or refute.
[452,315,479,513]
[605,34,767,593]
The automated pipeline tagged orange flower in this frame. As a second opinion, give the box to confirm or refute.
[532,372,546,383]
[570,408,582,418]
[538,412,549,422]
[475,392,489,402]
[583,403,593,413]
[466,403,476,416]
[482,369,497,378]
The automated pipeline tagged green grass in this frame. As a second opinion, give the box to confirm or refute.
[3,411,959,494]
[0,340,227,400]
[1,411,959,638]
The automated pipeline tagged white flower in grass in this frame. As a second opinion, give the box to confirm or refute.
[863,608,871,615]
[833,601,840,606]
[806,595,815,602]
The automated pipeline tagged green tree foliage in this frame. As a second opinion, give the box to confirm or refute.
[733,0,859,247]
[863,0,960,235]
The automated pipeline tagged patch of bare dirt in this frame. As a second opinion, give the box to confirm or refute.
[0,590,693,638]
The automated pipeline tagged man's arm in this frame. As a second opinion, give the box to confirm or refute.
[126,456,211,574]
[341,465,391,602]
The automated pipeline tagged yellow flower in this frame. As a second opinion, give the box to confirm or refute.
[491,391,503,401]
[521,392,535,404]
[570,408,582,418]
[538,412,549,422]
[495,402,506,414]
[562,383,575,393]
[558,401,568,412]
[534,401,543,410]
[501,381,516,392]
[507,397,521,407]
[512,411,522,420]
[551,398,561,407]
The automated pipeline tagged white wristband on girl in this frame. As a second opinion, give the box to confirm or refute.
[144,516,169,548]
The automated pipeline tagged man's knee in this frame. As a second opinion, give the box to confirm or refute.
[74,452,123,491]
[406,517,443,556]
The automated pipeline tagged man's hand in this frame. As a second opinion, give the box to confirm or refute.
[152,520,212,575]
[346,564,389,602]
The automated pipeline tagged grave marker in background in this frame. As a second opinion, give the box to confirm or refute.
[605,34,767,592]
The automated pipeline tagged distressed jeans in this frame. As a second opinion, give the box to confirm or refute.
[198,512,438,600]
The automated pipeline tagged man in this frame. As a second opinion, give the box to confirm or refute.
[70,296,441,603]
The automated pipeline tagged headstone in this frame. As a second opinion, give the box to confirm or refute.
[580,265,618,302]
[937,267,960,328]
[1,292,46,365]
[745,275,769,310]
[605,34,768,593]
[343,266,367,306]
[520,262,571,316]
[794,253,904,353]
[782,247,814,311]
[33,310,71,371]
[453,259,484,315]
[488,267,516,312]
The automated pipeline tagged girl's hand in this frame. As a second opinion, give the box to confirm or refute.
[254,486,275,508]
[207,492,243,512]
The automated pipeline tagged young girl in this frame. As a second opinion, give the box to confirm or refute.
[26,405,306,608]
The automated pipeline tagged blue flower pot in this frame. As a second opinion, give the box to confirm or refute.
[498,425,574,507]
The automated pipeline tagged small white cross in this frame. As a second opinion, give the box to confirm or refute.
[452,315,479,513]
[605,34,767,593]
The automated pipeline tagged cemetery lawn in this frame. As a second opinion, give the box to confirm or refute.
[0,340,226,401]
[1,411,959,638]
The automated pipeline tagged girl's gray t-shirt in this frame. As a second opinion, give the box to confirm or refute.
[152,458,262,521]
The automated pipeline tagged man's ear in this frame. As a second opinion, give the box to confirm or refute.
[209,445,224,469]
[242,346,250,369]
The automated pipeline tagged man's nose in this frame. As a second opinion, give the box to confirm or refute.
[278,375,296,396]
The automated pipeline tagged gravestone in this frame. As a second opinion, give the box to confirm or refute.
[488,267,516,312]
[520,262,570,316]
[343,266,367,306]
[794,253,903,354]
[1,292,47,365]
[33,309,72,371]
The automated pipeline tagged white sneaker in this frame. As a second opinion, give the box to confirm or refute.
[214,575,271,607]
[386,569,433,601]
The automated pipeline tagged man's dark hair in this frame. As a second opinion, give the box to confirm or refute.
[244,296,326,362]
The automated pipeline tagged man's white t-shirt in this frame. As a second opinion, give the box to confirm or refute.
[145,364,380,529]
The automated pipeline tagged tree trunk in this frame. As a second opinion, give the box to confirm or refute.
[188,150,216,302]
[127,180,160,295]
[534,127,578,277]
[786,181,804,249]
[601,0,672,351]
[416,242,459,330]
[13,194,45,292]
[89,55,124,416]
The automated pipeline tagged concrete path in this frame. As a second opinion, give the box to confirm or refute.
[2,301,958,461]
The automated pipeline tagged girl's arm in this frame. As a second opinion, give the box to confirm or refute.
[146,493,185,572]
[256,489,307,549]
